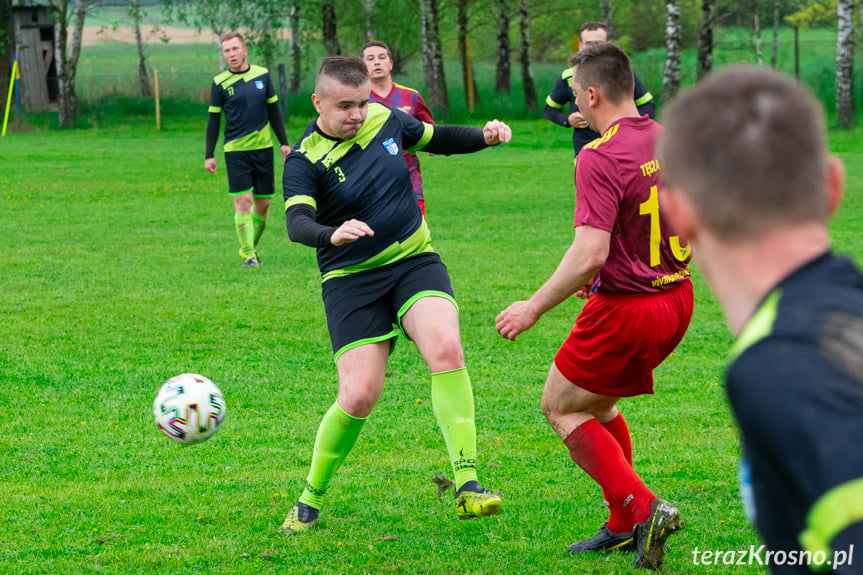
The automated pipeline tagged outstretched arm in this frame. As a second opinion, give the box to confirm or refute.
[420,120,512,155]
[496,225,610,341]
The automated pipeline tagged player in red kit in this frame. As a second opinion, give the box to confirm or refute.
[363,41,435,215]
[496,42,693,570]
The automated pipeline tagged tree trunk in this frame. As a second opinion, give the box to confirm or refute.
[322,0,340,56]
[457,0,480,107]
[696,0,715,81]
[858,0,862,103]
[132,0,152,97]
[770,0,779,69]
[495,0,510,94]
[289,0,300,94]
[661,0,681,104]
[419,0,449,116]
[518,0,537,111]
[363,0,378,42]
[54,0,87,129]
[754,8,763,67]
[0,0,12,114]
[836,0,856,129]
[599,0,616,41]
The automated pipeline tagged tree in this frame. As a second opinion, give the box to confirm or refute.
[363,0,378,42]
[860,0,863,105]
[130,0,152,97]
[771,0,780,69]
[495,0,511,94]
[661,0,682,104]
[697,0,715,81]
[457,0,481,108]
[289,0,301,94]
[322,0,340,56]
[0,0,12,114]
[754,2,764,67]
[419,0,448,116]
[518,0,537,111]
[599,0,617,41]
[162,0,232,70]
[836,0,855,128]
[51,0,92,129]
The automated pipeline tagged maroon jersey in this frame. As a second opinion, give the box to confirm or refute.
[369,83,435,202]
[574,115,690,294]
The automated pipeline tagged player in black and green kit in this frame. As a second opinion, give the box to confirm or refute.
[659,67,863,573]
[279,56,512,535]
[205,32,290,268]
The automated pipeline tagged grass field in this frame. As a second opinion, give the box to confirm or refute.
[1,112,861,574]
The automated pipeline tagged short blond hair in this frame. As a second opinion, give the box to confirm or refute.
[658,66,828,241]
[220,32,245,47]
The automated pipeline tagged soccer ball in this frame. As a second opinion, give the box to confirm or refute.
[153,373,226,445]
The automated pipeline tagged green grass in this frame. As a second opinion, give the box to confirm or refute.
[2,117,862,574]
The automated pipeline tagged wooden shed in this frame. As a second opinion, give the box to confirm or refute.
[12,0,56,112]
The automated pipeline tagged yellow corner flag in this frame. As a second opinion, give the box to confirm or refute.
[2,52,19,136]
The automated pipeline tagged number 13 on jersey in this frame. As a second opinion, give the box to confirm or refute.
[639,185,690,267]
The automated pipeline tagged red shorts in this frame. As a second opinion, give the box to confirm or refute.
[554,280,693,397]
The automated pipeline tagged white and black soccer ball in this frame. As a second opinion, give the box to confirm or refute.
[153,373,226,445]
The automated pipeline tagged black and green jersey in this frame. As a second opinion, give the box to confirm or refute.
[727,252,863,572]
[208,65,279,152]
[283,103,435,280]
[543,67,655,159]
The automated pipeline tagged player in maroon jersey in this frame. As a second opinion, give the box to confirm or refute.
[362,41,435,215]
[496,42,693,570]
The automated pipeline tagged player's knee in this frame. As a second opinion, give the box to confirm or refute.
[337,386,379,418]
[423,336,464,370]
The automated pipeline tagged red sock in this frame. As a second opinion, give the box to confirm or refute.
[564,418,655,524]
[601,412,636,533]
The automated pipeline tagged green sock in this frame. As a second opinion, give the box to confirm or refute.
[431,367,479,490]
[251,210,267,247]
[298,402,367,510]
[234,212,255,258]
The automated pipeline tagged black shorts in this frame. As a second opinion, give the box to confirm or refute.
[321,252,456,361]
[224,148,275,197]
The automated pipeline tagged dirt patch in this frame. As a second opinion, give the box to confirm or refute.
[82,25,219,47]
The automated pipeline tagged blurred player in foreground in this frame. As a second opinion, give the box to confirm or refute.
[497,42,692,569]
[280,56,512,535]
[658,66,863,574]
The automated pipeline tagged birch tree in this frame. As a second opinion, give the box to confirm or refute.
[754,4,764,67]
[363,0,378,42]
[495,0,511,93]
[661,0,681,104]
[289,0,300,94]
[836,0,855,129]
[697,0,715,81]
[130,0,151,97]
[51,0,92,129]
[599,0,616,41]
[419,0,449,115]
[518,0,537,110]
[771,0,780,69]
